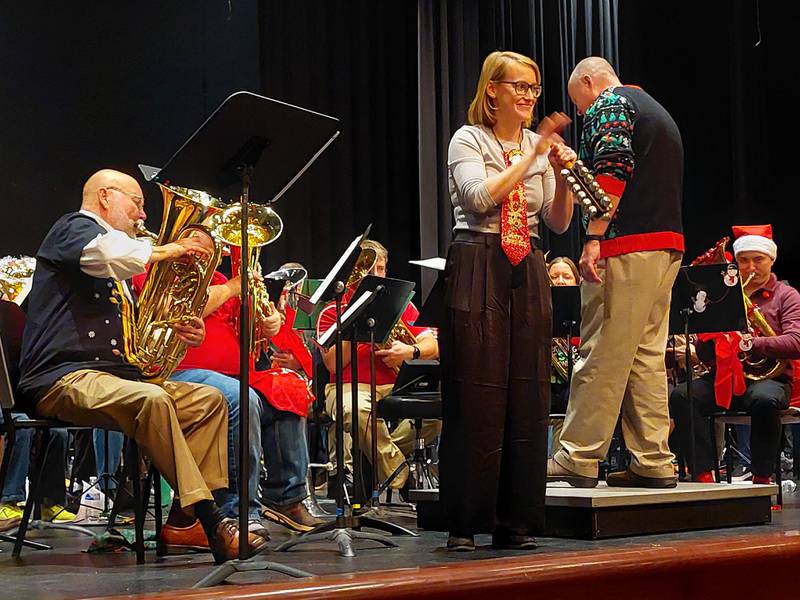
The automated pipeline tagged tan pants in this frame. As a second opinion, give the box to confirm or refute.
[38,369,228,507]
[555,250,682,479]
[325,383,441,489]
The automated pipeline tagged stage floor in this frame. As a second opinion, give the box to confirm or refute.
[1,492,798,600]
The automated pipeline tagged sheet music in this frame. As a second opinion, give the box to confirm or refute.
[409,257,446,271]
[317,289,375,347]
[310,233,363,306]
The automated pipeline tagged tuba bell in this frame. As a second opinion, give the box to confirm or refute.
[117,184,225,381]
[208,201,284,358]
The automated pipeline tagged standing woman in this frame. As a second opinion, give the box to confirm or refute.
[439,50,576,551]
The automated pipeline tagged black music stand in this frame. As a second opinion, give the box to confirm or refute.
[346,275,417,518]
[668,263,747,480]
[552,286,581,380]
[276,229,401,558]
[140,91,339,588]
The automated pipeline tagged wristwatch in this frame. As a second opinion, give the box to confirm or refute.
[585,234,603,242]
[412,345,421,360]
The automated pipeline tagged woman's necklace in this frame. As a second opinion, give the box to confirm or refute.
[491,126,524,165]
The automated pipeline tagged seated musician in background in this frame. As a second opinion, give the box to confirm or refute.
[160,249,321,539]
[317,239,440,491]
[270,261,313,379]
[0,300,75,528]
[547,256,579,287]
[547,257,580,456]
[17,169,265,563]
[670,225,800,484]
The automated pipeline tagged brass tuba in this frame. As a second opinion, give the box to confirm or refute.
[208,201,284,358]
[117,184,225,381]
[740,272,787,381]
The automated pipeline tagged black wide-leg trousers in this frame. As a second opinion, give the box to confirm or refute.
[439,231,551,536]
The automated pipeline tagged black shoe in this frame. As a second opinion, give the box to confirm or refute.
[446,534,475,552]
[606,468,677,488]
[492,529,537,550]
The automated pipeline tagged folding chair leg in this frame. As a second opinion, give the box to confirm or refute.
[725,425,734,484]
[793,426,800,480]
[709,416,721,484]
[776,429,784,507]
[13,430,49,557]
[107,437,134,529]
[130,441,145,564]
[152,468,162,544]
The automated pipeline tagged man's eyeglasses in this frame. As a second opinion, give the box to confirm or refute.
[493,80,542,98]
[107,186,145,209]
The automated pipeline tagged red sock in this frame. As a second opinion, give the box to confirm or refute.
[752,475,772,485]
[693,471,715,483]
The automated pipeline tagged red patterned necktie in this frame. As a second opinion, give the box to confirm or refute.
[500,149,531,265]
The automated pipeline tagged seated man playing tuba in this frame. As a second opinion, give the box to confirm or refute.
[17,169,266,563]
[317,239,441,492]
[670,225,800,484]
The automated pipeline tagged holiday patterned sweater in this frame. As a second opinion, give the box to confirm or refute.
[579,86,685,258]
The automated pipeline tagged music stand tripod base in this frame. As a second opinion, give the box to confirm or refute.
[193,554,313,588]
[275,515,400,557]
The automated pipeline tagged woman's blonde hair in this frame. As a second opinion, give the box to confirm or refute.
[467,51,541,128]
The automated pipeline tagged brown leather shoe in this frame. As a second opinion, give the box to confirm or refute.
[207,517,268,564]
[606,468,678,488]
[158,519,210,555]
[262,501,324,533]
[546,458,598,488]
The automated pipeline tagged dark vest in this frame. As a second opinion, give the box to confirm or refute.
[18,212,142,412]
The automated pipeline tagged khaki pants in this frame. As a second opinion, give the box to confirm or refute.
[325,383,441,489]
[555,250,682,479]
[38,369,228,507]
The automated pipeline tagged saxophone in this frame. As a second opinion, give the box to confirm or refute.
[116,184,224,381]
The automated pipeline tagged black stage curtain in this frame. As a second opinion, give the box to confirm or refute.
[417,0,619,295]
[619,0,799,283]
[0,1,259,258]
[258,0,421,285]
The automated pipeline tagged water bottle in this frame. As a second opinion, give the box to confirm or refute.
[781,479,797,495]
[82,477,105,523]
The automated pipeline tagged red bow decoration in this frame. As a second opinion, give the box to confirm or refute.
[697,332,746,409]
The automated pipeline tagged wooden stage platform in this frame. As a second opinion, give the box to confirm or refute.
[2,486,797,600]
[415,482,777,538]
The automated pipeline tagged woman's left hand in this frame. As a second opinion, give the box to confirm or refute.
[548,142,577,170]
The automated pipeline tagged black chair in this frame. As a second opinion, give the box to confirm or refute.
[376,392,441,494]
[0,301,159,563]
[712,409,800,506]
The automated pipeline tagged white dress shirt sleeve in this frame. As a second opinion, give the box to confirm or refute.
[80,231,152,280]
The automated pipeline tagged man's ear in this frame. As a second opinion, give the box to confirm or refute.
[97,188,109,210]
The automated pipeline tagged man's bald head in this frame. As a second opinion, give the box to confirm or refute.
[567,56,622,114]
[82,169,146,237]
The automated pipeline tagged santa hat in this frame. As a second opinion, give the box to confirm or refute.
[732,224,777,260]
